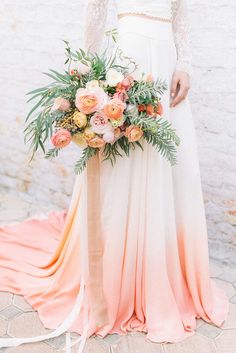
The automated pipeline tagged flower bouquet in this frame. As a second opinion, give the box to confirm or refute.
[25,39,180,174]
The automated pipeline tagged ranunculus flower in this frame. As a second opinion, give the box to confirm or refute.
[121,75,134,90]
[83,127,96,141]
[51,129,72,148]
[77,61,91,75]
[124,125,143,142]
[110,114,126,128]
[146,104,155,116]
[52,97,71,112]
[86,80,99,90]
[75,87,108,114]
[73,110,87,128]
[103,98,126,121]
[72,132,88,147]
[156,102,163,116]
[90,111,113,134]
[106,68,124,87]
[103,130,115,143]
[88,136,105,148]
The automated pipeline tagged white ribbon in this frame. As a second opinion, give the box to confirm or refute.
[0,277,88,353]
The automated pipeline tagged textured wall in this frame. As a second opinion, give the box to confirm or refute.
[0,0,235,265]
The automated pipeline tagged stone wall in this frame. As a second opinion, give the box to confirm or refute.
[0,0,235,265]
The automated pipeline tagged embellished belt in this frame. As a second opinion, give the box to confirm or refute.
[117,12,172,23]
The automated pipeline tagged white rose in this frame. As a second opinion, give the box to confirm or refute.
[77,61,91,75]
[106,68,124,87]
[86,80,99,90]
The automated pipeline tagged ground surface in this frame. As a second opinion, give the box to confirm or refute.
[0,192,236,353]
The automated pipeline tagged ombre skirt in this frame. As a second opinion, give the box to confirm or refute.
[0,15,229,352]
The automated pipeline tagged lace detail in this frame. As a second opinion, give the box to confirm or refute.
[171,0,192,75]
[84,0,109,53]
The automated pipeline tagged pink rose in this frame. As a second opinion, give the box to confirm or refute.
[52,97,71,112]
[103,130,115,143]
[51,129,72,148]
[90,111,113,134]
[77,61,91,75]
[121,75,134,90]
[75,87,108,114]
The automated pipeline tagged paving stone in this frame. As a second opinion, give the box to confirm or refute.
[103,333,123,345]
[6,342,56,353]
[163,333,217,353]
[209,261,224,278]
[0,318,8,336]
[45,334,66,349]
[0,306,22,321]
[221,303,236,330]
[219,268,236,284]
[215,329,236,353]
[57,336,109,353]
[0,293,13,311]
[113,333,164,353]
[196,319,205,329]
[12,295,34,312]
[8,312,51,338]
[197,323,222,339]
[213,278,236,299]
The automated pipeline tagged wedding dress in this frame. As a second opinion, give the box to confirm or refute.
[0,1,229,352]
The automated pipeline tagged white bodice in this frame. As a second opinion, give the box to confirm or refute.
[85,0,192,75]
[116,0,172,19]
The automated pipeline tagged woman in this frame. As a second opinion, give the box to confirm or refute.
[0,1,229,352]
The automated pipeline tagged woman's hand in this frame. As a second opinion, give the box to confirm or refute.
[170,71,190,108]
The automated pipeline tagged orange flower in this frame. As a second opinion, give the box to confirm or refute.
[51,129,72,148]
[146,104,155,116]
[103,98,126,121]
[124,125,143,142]
[156,102,163,116]
[138,104,146,112]
[88,136,105,148]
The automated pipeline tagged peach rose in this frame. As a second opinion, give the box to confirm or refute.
[90,111,113,134]
[88,136,105,148]
[124,125,143,142]
[75,87,108,114]
[52,97,71,112]
[51,129,72,148]
[103,98,126,121]
[146,73,154,82]
[83,127,96,141]
[73,110,87,128]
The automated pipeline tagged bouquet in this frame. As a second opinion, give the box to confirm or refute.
[25,37,180,174]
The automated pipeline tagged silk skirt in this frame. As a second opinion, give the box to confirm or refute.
[0,15,229,351]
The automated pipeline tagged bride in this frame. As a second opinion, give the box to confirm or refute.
[0,1,229,352]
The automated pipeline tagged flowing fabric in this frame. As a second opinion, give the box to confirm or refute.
[0,16,229,351]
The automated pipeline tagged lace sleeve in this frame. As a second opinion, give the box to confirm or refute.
[84,0,109,54]
[171,0,192,76]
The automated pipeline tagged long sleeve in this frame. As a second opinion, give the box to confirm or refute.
[171,0,192,76]
[84,0,109,54]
